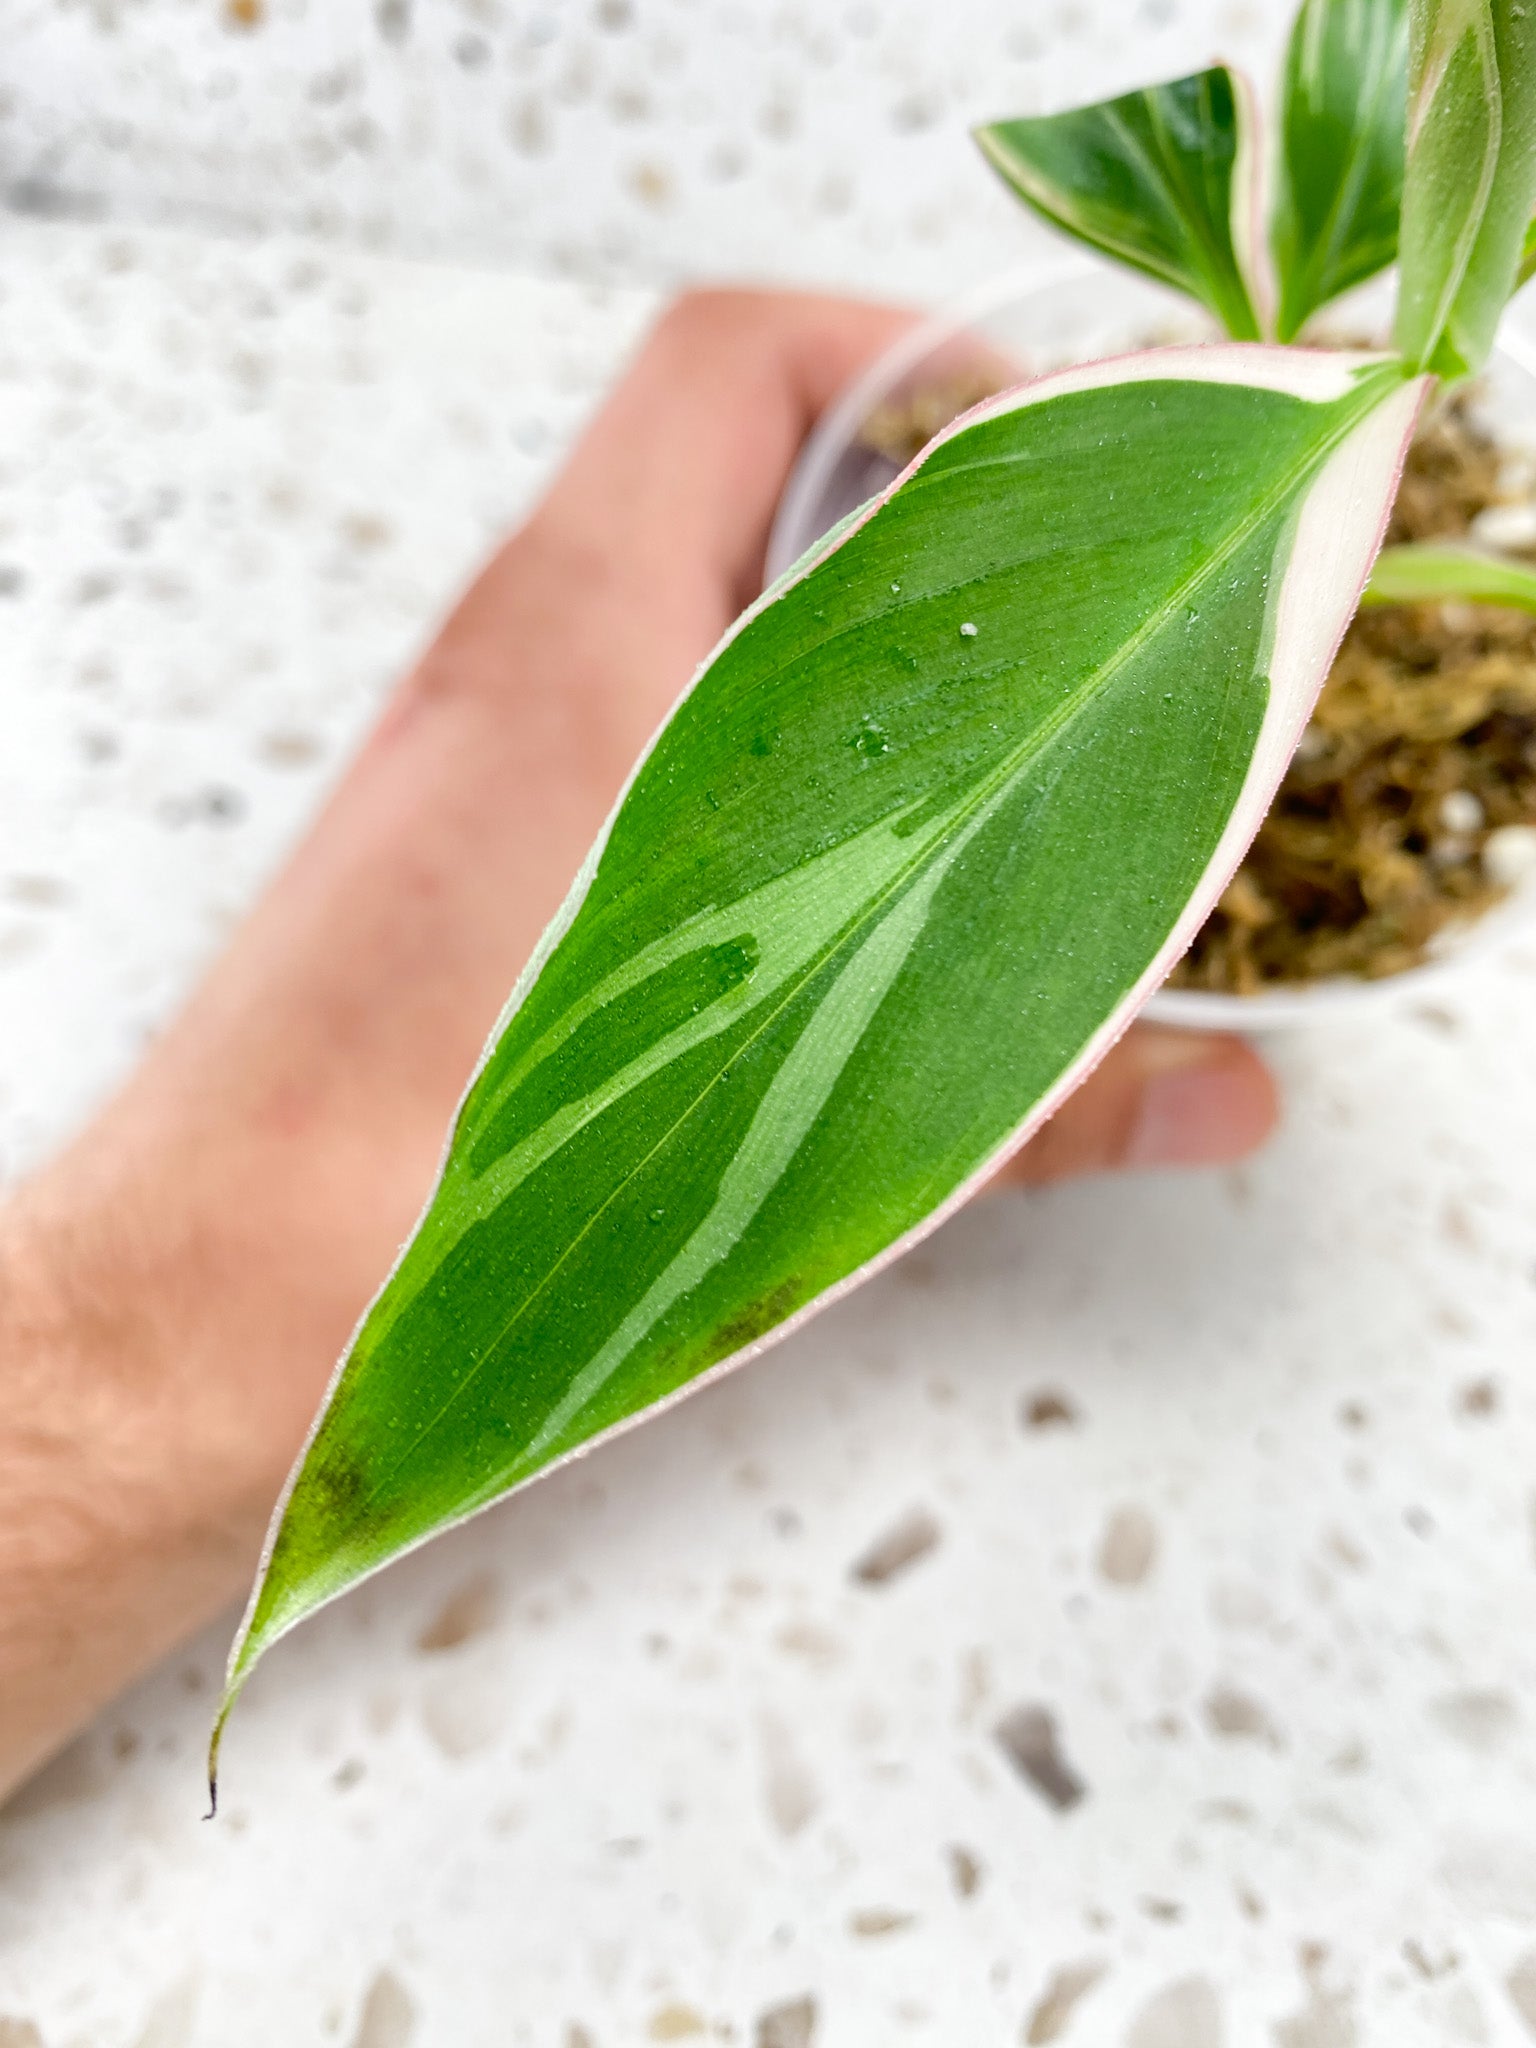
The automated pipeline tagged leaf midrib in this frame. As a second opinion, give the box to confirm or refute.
[329,375,1389,1538]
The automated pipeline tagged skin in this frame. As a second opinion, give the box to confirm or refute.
[0,290,1276,1803]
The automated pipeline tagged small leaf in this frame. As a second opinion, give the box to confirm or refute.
[975,69,1267,339]
[1396,0,1536,374]
[1519,209,1536,286]
[212,348,1422,1790]
[1272,0,1411,340]
[1364,537,1536,608]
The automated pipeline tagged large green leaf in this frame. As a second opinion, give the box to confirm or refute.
[1395,0,1536,374]
[1272,0,1411,341]
[975,70,1267,340]
[212,347,1422,1793]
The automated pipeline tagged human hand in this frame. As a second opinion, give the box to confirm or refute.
[0,289,1274,1797]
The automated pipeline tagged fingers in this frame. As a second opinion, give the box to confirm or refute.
[532,287,918,622]
[994,1026,1279,1187]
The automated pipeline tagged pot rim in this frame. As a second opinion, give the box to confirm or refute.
[765,263,1536,1031]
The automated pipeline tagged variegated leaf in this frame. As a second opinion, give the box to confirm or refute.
[213,346,1422,1790]
[975,70,1267,340]
[1272,0,1411,340]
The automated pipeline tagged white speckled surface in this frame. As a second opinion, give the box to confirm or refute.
[0,0,1285,298]
[0,220,654,1177]
[4,7,1536,2044]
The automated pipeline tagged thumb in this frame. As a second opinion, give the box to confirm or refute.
[995,1025,1279,1188]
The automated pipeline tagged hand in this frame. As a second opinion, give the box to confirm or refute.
[0,289,1275,1799]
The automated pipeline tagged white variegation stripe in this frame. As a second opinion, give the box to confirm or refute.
[1227,67,1275,336]
[1297,0,1329,85]
[947,339,1388,414]
[508,873,943,1471]
[452,793,969,1220]
[485,661,1114,1467]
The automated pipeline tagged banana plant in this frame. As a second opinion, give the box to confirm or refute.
[211,0,1536,1797]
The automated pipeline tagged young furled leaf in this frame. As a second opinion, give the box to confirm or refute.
[1272,0,1411,340]
[1365,538,1536,609]
[1443,0,1536,368]
[1394,0,1500,369]
[212,347,1422,1792]
[975,70,1267,340]
[1395,0,1536,375]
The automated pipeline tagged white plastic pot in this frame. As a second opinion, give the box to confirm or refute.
[765,259,1536,1029]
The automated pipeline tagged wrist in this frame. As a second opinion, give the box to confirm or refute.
[1,1156,286,1551]
[0,1182,272,1797]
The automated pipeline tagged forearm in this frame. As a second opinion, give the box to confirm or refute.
[0,518,681,1799]
[0,1192,269,1800]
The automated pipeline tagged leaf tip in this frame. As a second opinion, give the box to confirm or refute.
[970,119,1009,171]
[205,1656,255,1818]
[204,1722,223,1821]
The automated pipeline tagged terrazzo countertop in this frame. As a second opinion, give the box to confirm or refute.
[2,0,1286,299]
[3,7,1536,2043]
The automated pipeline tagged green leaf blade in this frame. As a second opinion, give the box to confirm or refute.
[1272,0,1411,341]
[976,69,1267,339]
[214,349,1423,1780]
